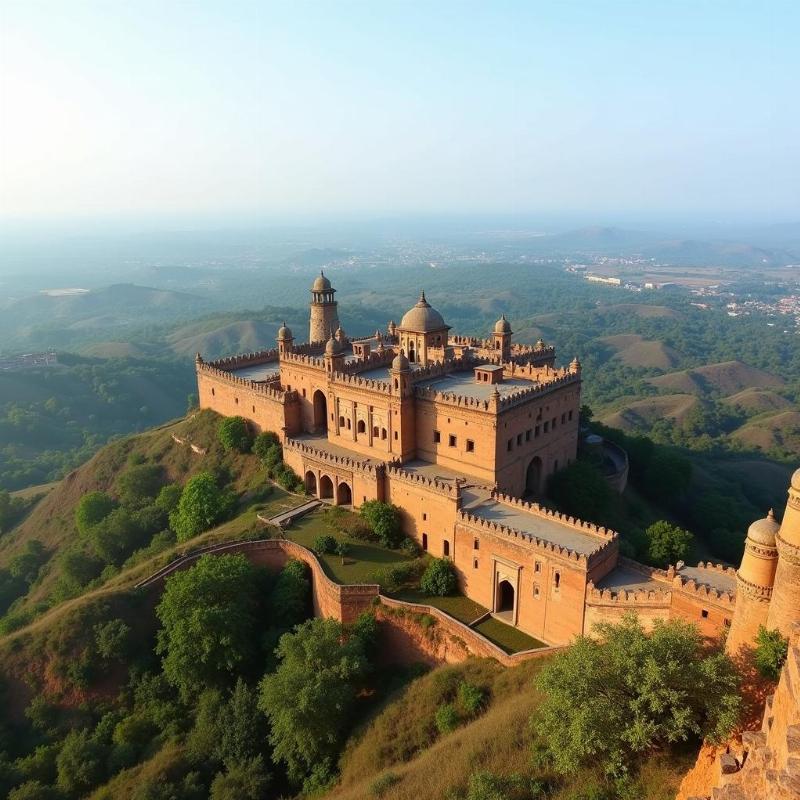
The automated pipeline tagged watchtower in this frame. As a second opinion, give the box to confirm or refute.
[309,271,340,343]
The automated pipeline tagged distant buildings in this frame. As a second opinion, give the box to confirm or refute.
[0,351,57,371]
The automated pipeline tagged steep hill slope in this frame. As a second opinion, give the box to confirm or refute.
[647,360,784,397]
[598,333,680,369]
[600,394,699,432]
[722,388,793,416]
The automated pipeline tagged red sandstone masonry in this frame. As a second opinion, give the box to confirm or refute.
[283,439,385,479]
[385,461,461,499]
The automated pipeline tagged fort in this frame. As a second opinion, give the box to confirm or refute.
[196,272,800,656]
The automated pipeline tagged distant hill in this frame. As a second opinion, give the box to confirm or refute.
[647,360,785,397]
[168,319,281,358]
[600,393,699,432]
[730,411,800,455]
[722,388,793,416]
[598,333,679,370]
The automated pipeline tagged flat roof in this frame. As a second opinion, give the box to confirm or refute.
[677,565,736,594]
[229,363,279,381]
[596,566,665,594]
[477,364,504,372]
[416,371,535,401]
[289,434,380,466]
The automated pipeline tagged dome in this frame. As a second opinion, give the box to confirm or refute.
[325,336,343,356]
[535,338,545,349]
[494,315,512,334]
[312,271,332,292]
[747,509,780,546]
[399,291,447,332]
[391,349,410,371]
[277,322,292,340]
[792,467,800,492]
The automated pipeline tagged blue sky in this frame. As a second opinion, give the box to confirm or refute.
[0,1,797,222]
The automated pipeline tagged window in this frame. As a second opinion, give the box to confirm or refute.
[422,513,427,521]
[394,431,398,440]
[234,397,239,404]
[534,560,541,573]
[554,571,561,590]
[473,558,479,569]
[507,438,513,452]
[701,609,709,619]
[535,425,540,438]
[473,538,479,550]
[543,421,549,433]
[434,430,441,443]
[381,428,387,440]
[252,405,255,413]
[516,433,523,446]
[724,617,731,627]
[339,416,345,427]
[211,387,215,396]
[449,434,457,447]
[443,540,450,557]
[554,459,559,471]
[422,533,428,551]
[302,388,306,397]
[357,419,366,434]
[466,439,474,452]
[394,379,399,389]
[568,409,573,421]
[373,426,379,437]
[533,584,540,599]
[561,412,566,424]
[525,429,531,442]
[552,417,557,429]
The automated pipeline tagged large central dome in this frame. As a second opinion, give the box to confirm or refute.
[399,291,447,332]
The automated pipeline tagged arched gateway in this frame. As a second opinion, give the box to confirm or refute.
[312,389,327,432]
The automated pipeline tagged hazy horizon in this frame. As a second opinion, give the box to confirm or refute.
[1,1,798,223]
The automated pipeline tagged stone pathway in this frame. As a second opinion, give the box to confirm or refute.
[259,498,322,528]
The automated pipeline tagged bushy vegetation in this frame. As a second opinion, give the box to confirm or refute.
[217,416,253,453]
[170,471,236,542]
[534,614,741,778]
[643,520,693,567]
[360,501,404,548]
[420,558,458,596]
[754,625,789,680]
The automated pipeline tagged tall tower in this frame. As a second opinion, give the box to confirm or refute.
[276,323,294,357]
[309,271,340,344]
[766,469,800,637]
[492,315,512,360]
[725,510,779,655]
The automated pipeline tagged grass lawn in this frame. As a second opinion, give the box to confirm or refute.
[282,511,414,584]
[394,588,488,626]
[473,617,547,653]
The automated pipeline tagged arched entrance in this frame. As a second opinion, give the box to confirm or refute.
[336,482,352,506]
[496,580,515,618]
[525,456,542,497]
[305,471,317,496]
[312,390,328,432]
[319,474,334,500]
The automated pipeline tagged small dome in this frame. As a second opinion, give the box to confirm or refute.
[325,336,342,356]
[494,315,512,334]
[747,509,780,546]
[535,338,545,349]
[312,271,332,292]
[392,349,410,371]
[792,467,800,492]
[399,291,447,332]
[277,322,292,340]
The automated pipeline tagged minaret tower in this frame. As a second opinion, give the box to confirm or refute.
[309,271,340,344]
[766,469,800,637]
[492,315,512,360]
[725,510,779,655]
[276,323,294,357]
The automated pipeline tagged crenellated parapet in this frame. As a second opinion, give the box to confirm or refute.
[491,490,618,543]
[330,371,392,393]
[338,349,397,375]
[496,371,581,411]
[585,581,672,606]
[196,361,298,403]
[386,461,461,499]
[284,438,385,477]
[456,510,595,566]
[280,350,327,370]
[205,348,279,370]
[669,568,737,607]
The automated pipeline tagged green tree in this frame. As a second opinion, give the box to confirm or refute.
[75,491,116,536]
[259,617,372,790]
[268,559,310,631]
[547,459,615,527]
[8,540,47,584]
[155,483,182,514]
[642,451,691,504]
[8,782,60,800]
[218,416,252,453]
[252,431,281,460]
[360,501,403,548]
[420,558,458,596]
[644,520,693,567]
[215,679,267,768]
[534,614,741,777]
[156,554,261,697]
[754,626,789,680]
[55,730,104,795]
[210,757,270,800]
[117,464,164,507]
[170,472,235,542]
[313,534,337,555]
[94,619,131,662]
[89,507,149,565]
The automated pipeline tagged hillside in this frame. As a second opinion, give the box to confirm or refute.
[600,393,699,432]
[730,411,800,455]
[722,388,793,416]
[647,360,785,397]
[598,333,679,369]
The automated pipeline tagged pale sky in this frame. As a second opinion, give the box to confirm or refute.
[0,0,797,221]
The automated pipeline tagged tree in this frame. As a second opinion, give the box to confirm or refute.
[217,416,252,453]
[421,558,457,596]
[215,679,267,768]
[55,730,104,795]
[89,508,149,565]
[155,483,182,514]
[156,554,261,697]
[754,626,789,680]
[170,472,235,542]
[117,464,164,507]
[360,501,403,548]
[75,491,116,536]
[252,431,281,460]
[9,540,47,584]
[642,451,691,505]
[644,520,693,567]
[547,460,615,527]
[210,757,270,800]
[534,614,741,777]
[313,534,337,555]
[268,559,310,631]
[259,617,373,790]
[94,619,131,662]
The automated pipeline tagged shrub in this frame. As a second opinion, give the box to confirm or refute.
[155,483,182,514]
[754,626,789,680]
[400,537,420,556]
[261,444,283,475]
[313,535,338,555]
[421,558,457,597]
[117,464,164,507]
[360,501,403,548]
[75,492,116,536]
[434,702,459,735]
[371,771,400,797]
[458,681,486,716]
[94,619,131,662]
[170,472,236,542]
[644,520,693,567]
[252,431,281,460]
[466,771,530,800]
[372,559,426,593]
[218,416,253,453]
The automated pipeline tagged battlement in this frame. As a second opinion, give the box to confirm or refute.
[196,360,297,403]
[670,565,737,607]
[386,461,462,498]
[283,438,384,477]
[280,350,327,370]
[331,371,392,393]
[491,491,618,542]
[205,348,279,371]
[496,370,580,411]
[585,581,672,606]
[339,349,396,375]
